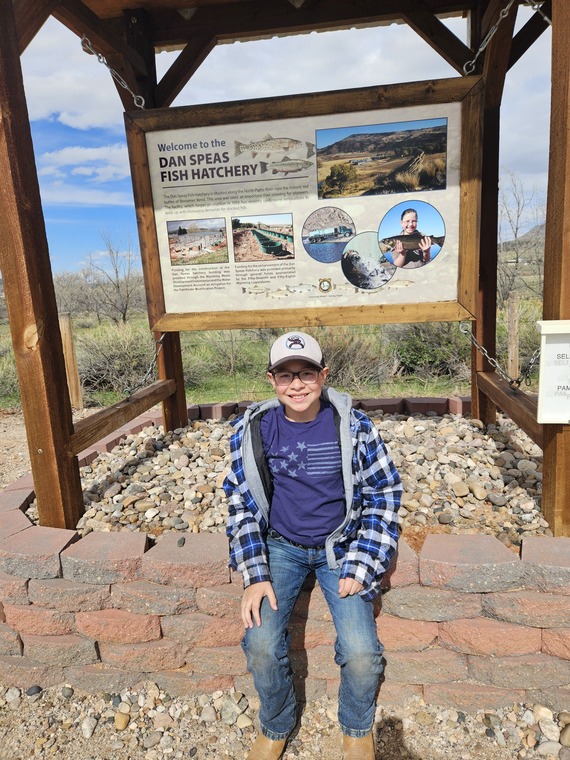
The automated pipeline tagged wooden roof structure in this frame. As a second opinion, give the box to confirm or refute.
[0,0,568,534]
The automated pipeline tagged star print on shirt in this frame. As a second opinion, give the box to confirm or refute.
[269,438,341,480]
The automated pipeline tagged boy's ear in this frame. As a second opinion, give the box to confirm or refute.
[321,366,330,381]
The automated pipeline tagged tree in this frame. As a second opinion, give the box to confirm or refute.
[499,170,535,266]
[82,235,146,324]
[53,271,92,315]
[321,163,358,195]
[497,170,545,305]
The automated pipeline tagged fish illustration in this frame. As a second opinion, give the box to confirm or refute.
[260,156,313,175]
[379,232,445,251]
[234,134,302,158]
[306,142,315,158]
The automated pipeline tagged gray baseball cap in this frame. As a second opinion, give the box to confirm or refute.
[268,332,324,371]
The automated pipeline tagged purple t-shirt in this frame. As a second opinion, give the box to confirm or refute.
[260,401,345,546]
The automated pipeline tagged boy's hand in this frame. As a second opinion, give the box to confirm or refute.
[338,578,364,597]
[242,582,278,628]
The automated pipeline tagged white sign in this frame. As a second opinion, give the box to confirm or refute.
[144,105,461,315]
[536,320,570,424]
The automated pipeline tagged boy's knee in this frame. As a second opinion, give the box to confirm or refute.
[243,628,289,665]
[336,641,384,676]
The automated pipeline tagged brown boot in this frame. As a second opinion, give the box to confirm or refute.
[343,732,375,759]
[247,733,288,759]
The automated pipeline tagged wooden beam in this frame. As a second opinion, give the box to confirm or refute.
[155,333,189,430]
[541,0,570,537]
[103,51,142,110]
[150,0,470,48]
[542,427,570,536]
[509,0,551,69]
[152,301,472,333]
[0,0,83,529]
[481,0,518,108]
[123,116,187,430]
[13,0,58,53]
[472,1,517,422]
[70,379,176,454]
[544,1,570,322]
[481,0,507,38]
[53,0,148,75]
[476,372,542,447]
[123,9,157,109]
[402,4,474,75]
[155,35,217,108]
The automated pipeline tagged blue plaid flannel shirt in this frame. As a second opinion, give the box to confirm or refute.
[224,395,402,600]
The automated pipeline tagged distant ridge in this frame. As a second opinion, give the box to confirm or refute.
[318,125,447,157]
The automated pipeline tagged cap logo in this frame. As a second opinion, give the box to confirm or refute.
[285,335,305,350]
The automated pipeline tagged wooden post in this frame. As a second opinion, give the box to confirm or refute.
[541,0,570,536]
[0,0,83,528]
[58,313,83,411]
[507,292,519,380]
[155,332,189,431]
[472,104,500,424]
[472,1,518,423]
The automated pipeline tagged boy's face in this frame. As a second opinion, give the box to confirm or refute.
[267,359,329,422]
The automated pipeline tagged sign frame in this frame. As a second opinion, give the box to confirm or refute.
[125,77,484,333]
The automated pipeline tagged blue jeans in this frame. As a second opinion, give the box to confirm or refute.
[242,535,383,740]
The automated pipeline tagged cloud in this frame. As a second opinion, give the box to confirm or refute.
[21,18,126,130]
[37,144,130,183]
[163,22,462,107]
[38,182,133,207]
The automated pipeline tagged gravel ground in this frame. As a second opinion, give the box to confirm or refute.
[1,681,570,760]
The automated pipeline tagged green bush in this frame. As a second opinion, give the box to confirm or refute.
[182,330,269,381]
[76,322,156,394]
[0,347,20,404]
[310,326,392,392]
[496,299,541,383]
[389,322,471,380]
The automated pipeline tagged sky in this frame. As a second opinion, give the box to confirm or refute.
[17,6,552,272]
[316,118,447,149]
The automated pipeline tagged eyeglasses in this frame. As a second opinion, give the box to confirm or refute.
[271,369,321,386]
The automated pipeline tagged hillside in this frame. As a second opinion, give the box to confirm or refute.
[318,125,447,158]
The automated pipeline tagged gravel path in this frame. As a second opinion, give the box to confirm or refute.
[3,408,566,759]
[2,681,570,759]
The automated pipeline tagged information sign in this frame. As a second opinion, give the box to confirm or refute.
[537,320,570,424]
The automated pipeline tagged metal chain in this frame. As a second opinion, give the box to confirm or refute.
[81,36,146,109]
[463,0,517,74]
[459,322,540,388]
[123,333,166,397]
[524,1,552,25]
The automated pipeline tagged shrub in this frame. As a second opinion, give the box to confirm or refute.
[388,322,471,379]
[76,322,156,394]
[0,347,20,403]
[183,330,268,378]
[496,299,541,383]
[309,326,392,391]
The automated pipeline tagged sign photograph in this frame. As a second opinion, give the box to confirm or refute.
[125,78,483,331]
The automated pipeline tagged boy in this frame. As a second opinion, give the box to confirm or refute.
[224,331,401,760]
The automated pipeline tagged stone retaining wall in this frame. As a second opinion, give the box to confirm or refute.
[1,399,569,714]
